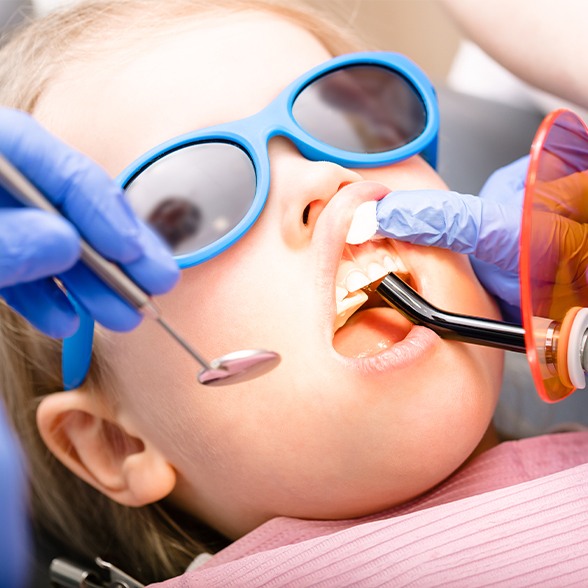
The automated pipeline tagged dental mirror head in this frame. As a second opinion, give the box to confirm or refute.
[153,316,280,386]
[198,349,281,386]
[520,108,588,402]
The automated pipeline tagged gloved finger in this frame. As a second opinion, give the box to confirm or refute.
[479,155,530,205]
[530,211,588,284]
[377,189,522,274]
[0,108,142,263]
[530,279,588,320]
[474,198,521,274]
[376,189,483,252]
[58,262,142,332]
[0,209,80,288]
[0,279,79,338]
[119,223,180,295]
[57,225,180,330]
[532,171,588,221]
[43,219,178,332]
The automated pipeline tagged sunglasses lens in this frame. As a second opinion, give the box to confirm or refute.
[124,142,256,258]
[293,64,427,154]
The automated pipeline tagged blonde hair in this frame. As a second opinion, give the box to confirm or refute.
[0,0,362,582]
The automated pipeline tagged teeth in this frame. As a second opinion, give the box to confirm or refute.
[345,269,371,293]
[383,255,396,273]
[333,289,368,331]
[336,285,348,302]
[367,261,386,282]
[334,240,411,331]
[335,258,357,290]
[384,253,410,275]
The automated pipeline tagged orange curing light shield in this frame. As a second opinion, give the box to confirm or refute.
[520,109,588,402]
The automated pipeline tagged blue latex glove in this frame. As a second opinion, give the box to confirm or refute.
[0,108,179,337]
[376,156,529,323]
[0,403,29,588]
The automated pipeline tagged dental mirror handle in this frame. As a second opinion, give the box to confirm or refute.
[0,153,213,370]
[71,241,213,371]
[376,272,527,353]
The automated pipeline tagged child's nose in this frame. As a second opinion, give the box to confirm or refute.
[268,137,362,249]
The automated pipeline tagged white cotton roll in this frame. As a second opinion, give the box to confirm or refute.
[345,200,378,245]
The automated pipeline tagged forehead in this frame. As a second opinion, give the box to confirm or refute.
[34,10,333,175]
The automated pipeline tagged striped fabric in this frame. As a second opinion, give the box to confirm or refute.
[154,432,588,587]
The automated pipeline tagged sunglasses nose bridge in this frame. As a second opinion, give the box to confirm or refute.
[230,97,300,160]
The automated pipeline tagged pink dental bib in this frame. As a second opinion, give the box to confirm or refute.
[154,431,588,587]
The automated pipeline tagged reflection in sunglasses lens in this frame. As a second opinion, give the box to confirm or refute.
[148,197,202,250]
[292,64,426,153]
[125,142,256,257]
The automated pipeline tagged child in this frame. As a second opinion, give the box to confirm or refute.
[0,1,586,585]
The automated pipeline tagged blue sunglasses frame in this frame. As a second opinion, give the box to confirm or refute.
[62,51,440,389]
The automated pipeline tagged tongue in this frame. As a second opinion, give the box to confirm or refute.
[333,307,413,358]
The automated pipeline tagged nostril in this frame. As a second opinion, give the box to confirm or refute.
[302,203,311,226]
[302,181,353,228]
[302,199,323,228]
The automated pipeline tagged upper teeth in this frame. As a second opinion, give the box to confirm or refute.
[334,239,408,331]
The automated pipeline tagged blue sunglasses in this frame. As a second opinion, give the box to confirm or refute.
[62,51,439,388]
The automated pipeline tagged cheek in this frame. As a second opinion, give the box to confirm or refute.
[160,236,293,361]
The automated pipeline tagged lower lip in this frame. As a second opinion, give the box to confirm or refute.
[335,324,440,375]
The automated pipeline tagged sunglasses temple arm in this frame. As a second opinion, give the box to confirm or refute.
[421,136,438,169]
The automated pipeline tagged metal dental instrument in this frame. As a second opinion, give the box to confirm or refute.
[0,154,280,386]
[50,556,145,588]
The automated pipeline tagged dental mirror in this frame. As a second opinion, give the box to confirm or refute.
[154,315,281,386]
[197,349,281,385]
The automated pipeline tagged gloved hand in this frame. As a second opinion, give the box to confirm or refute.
[376,156,529,323]
[0,108,179,338]
[528,170,588,319]
[0,404,28,588]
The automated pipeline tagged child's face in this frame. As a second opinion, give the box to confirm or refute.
[36,11,503,538]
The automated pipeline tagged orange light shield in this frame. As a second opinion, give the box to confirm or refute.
[521,109,588,401]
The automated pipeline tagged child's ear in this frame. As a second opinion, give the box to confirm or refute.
[36,390,176,507]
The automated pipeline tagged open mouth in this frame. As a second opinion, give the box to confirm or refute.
[332,239,414,358]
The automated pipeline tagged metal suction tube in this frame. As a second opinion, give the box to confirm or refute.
[375,273,526,353]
